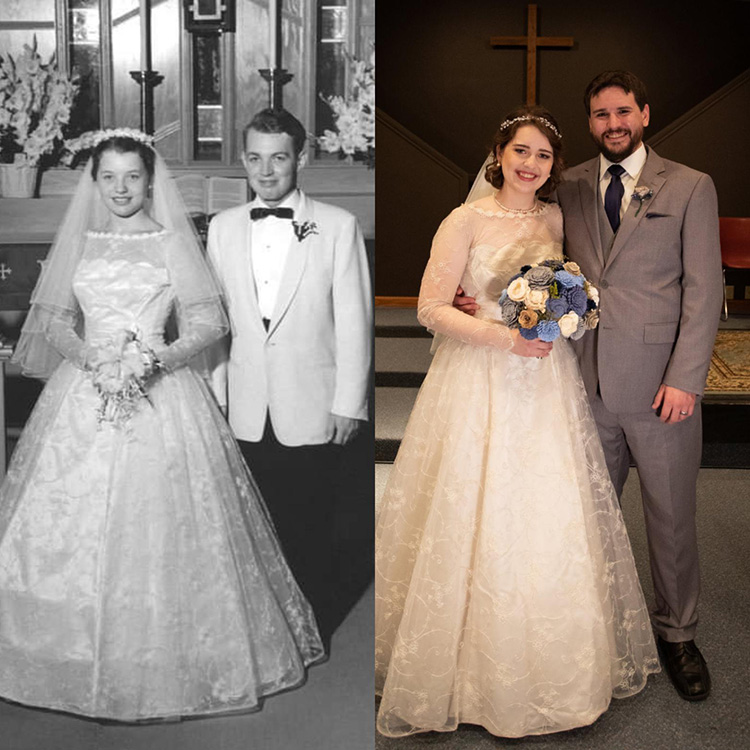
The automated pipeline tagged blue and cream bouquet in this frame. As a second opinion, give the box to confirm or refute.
[499,259,600,341]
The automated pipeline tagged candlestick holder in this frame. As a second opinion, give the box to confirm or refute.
[129,70,164,135]
[259,68,294,111]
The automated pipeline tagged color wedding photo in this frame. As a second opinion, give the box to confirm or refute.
[375,1,749,749]
[0,1,373,749]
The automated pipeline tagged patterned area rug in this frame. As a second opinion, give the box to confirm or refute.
[705,329,750,401]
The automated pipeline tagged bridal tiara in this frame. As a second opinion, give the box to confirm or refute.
[499,116,562,139]
[63,128,155,156]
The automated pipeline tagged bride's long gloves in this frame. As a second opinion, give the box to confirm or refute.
[45,308,95,371]
[152,298,226,373]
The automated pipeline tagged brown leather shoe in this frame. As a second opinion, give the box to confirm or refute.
[657,636,711,701]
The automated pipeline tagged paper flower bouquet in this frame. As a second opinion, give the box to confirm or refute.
[499,259,600,342]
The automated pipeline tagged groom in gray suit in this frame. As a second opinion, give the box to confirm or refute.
[560,70,722,701]
[457,71,722,700]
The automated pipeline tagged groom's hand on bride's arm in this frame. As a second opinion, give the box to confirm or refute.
[453,285,479,316]
[651,384,697,424]
[329,414,361,445]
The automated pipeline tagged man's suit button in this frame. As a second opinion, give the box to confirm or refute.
[599,279,609,289]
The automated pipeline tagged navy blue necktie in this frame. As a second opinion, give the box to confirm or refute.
[250,207,294,220]
[604,164,626,232]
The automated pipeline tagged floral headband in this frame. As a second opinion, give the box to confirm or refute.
[499,116,562,139]
[62,128,155,163]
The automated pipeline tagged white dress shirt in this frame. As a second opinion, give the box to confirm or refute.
[598,144,648,222]
[249,190,301,320]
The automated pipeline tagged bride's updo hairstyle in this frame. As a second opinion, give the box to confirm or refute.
[91,135,156,181]
[484,105,564,199]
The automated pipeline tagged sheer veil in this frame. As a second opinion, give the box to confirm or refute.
[13,141,227,379]
[466,151,497,203]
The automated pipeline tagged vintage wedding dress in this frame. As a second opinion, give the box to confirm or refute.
[0,229,324,721]
[375,196,660,738]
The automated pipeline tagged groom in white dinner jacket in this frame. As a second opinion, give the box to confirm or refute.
[206,108,372,635]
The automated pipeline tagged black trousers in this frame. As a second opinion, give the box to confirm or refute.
[238,420,341,627]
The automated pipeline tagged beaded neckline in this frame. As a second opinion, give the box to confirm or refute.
[466,199,550,219]
[87,228,167,239]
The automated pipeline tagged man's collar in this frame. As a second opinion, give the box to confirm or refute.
[599,143,647,181]
[249,188,301,212]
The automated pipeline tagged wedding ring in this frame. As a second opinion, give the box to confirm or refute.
[679,410,688,415]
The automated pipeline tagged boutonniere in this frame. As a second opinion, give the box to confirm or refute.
[292,220,319,242]
[632,186,653,217]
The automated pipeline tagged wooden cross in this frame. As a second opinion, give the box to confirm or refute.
[490,4,574,105]
[0,263,11,282]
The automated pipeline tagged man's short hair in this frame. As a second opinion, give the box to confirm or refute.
[583,70,649,114]
[242,108,307,155]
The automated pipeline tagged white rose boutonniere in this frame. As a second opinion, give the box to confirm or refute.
[632,186,653,217]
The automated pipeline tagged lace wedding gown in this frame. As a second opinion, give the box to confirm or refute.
[375,196,660,738]
[0,230,324,721]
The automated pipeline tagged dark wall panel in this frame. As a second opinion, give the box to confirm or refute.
[376,0,750,296]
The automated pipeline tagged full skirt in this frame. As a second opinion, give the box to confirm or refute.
[0,361,324,721]
[375,336,660,738]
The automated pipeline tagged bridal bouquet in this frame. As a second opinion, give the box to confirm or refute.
[89,329,158,426]
[499,259,600,342]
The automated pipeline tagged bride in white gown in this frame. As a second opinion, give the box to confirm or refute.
[375,106,660,738]
[0,130,324,721]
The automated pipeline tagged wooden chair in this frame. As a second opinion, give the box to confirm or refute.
[719,217,750,320]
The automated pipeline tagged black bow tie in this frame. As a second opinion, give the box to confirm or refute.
[250,207,294,220]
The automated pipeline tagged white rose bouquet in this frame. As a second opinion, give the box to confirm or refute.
[89,329,160,426]
[499,258,600,342]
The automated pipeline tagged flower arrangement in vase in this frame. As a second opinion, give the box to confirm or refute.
[0,36,79,197]
[317,49,374,169]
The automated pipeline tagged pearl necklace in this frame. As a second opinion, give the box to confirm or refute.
[493,195,539,213]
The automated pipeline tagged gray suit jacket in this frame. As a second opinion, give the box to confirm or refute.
[556,147,723,413]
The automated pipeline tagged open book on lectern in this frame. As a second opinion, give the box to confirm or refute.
[174,173,248,218]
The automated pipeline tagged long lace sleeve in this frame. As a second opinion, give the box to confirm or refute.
[155,233,229,372]
[45,306,92,371]
[155,300,227,371]
[417,208,513,350]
